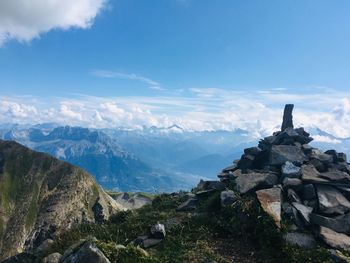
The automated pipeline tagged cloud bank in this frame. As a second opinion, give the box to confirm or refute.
[0,0,106,46]
[1,88,350,139]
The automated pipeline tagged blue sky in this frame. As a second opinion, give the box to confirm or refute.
[1,0,350,137]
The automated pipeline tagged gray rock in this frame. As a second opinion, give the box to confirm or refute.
[292,203,313,225]
[309,158,326,172]
[220,190,236,207]
[310,149,334,164]
[195,180,226,192]
[269,145,307,166]
[42,253,62,263]
[282,161,301,178]
[235,172,278,194]
[61,241,110,263]
[337,153,347,163]
[150,223,166,239]
[222,164,237,173]
[282,178,303,191]
[244,147,262,156]
[287,189,302,203]
[317,185,350,215]
[284,232,316,248]
[302,184,316,200]
[310,213,350,234]
[319,227,350,251]
[256,187,281,227]
[301,165,330,183]
[237,154,255,169]
[176,198,198,212]
[281,104,294,131]
[319,170,350,183]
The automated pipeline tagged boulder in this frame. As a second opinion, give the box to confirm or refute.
[195,180,226,192]
[42,253,62,263]
[319,227,350,251]
[316,185,350,215]
[269,145,307,166]
[220,190,236,207]
[222,164,237,173]
[283,232,316,248]
[282,161,301,179]
[310,213,350,234]
[256,187,282,227]
[176,198,198,212]
[61,241,111,263]
[150,223,166,239]
[292,203,313,225]
[235,172,278,194]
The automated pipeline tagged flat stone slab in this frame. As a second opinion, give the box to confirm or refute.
[235,172,278,194]
[269,145,307,166]
[292,202,313,225]
[284,232,316,248]
[311,213,350,234]
[301,165,330,183]
[256,187,281,227]
[319,227,350,251]
[317,185,350,215]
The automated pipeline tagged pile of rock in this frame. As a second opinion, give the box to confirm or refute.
[218,104,350,252]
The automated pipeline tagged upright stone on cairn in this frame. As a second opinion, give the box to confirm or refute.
[281,104,294,131]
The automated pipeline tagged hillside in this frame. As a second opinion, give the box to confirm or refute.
[0,140,122,260]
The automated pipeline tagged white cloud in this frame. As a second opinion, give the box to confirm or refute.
[312,135,341,144]
[92,70,164,91]
[1,88,350,138]
[0,0,106,46]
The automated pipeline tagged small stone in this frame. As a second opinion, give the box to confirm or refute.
[256,187,281,227]
[220,190,236,207]
[301,165,329,183]
[329,249,350,263]
[61,242,111,263]
[150,223,166,239]
[42,253,62,263]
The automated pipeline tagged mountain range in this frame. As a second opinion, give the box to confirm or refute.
[1,123,349,193]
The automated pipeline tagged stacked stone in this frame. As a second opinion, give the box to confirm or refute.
[218,104,350,252]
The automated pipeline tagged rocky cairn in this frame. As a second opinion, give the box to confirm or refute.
[218,104,350,252]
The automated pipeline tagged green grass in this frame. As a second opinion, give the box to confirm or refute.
[43,192,333,263]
